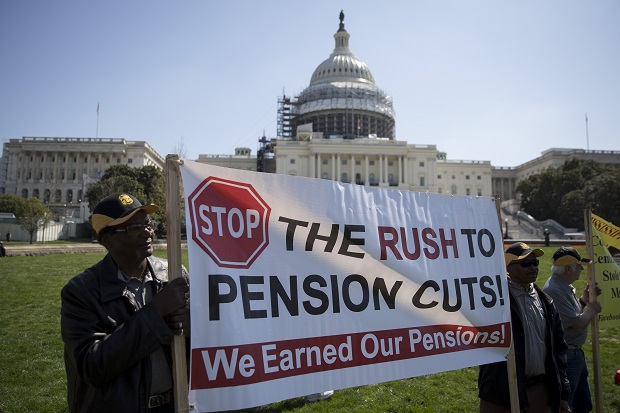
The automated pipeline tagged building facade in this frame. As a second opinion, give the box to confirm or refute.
[492,148,620,203]
[199,11,494,197]
[0,137,165,221]
[196,147,256,172]
[197,13,620,201]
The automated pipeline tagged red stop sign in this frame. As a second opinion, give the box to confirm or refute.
[187,177,271,269]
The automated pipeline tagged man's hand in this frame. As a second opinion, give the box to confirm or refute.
[151,277,189,317]
[167,305,190,336]
[559,399,571,412]
[581,283,602,303]
[587,300,602,314]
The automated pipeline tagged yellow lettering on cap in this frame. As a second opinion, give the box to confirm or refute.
[118,194,134,205]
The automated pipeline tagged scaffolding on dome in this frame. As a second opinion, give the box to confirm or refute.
[277,95,296,139]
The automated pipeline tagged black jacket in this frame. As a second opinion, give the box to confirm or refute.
[478,283,571,410]
[61,254,185,413]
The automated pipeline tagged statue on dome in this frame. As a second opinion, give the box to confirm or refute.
[339,10,345,30]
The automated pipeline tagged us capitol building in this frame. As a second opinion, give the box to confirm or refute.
[1,11,618,225]
[196,11,619,206]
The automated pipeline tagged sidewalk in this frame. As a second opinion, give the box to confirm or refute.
[2,242,106,256]
[2,240,178,257]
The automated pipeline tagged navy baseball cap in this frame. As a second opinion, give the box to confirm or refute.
[505,242,544,266]
[91,193,159,235]
[552,247,592,266]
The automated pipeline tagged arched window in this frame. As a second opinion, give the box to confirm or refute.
[67,190,73,203]
[21,188,28,198]
[451,184,457,195]
[321,172,329,180]
[55,189,62,203]
[388,173,395,185]
[33,189,40,199]
[341,172,348,183]
[369,173,376,185]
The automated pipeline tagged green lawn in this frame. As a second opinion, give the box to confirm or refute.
[0,247,618,413]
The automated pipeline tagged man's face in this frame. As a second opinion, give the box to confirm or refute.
[507,254,540,287]
[564,263,584,283]
[104,211,154,261]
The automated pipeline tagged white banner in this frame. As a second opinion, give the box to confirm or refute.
[180,160,510,412]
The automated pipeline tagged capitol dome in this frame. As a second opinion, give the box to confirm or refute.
[292,11,395,140]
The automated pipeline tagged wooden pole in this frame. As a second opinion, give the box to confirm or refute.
[494,197,520,412]
[166,154,190,413]
[584,209,603,413]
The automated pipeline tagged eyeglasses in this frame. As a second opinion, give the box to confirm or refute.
[515,259,539,268]
[113,221,154,236]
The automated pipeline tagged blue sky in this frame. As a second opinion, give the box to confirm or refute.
[1,1,618,167]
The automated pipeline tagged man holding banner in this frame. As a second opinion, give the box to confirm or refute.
[543,247,602,413]
[478,242,571,413]
[61,193,190,413]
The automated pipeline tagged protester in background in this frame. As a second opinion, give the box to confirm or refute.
[478,242,571,413]
[61,193,190,413]
[5,231,10,242]
[543,247,602,413]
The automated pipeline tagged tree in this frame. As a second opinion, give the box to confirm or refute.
[517,159,620,229]
[172,136,189,159]
[85,165,166,237]
[15,198,51,244]
[0,194,26,215]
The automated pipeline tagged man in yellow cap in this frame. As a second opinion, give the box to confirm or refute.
[478,242,571,413]
[61,193,189,413]
[544,247,602,413]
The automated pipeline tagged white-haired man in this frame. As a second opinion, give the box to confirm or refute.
[543,247,602,413]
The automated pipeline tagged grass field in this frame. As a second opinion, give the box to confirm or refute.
[0,247,618,413]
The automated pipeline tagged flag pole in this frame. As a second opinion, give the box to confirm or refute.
[166,154,190,413]
[494,196,520,413]
[584,209,603,413]
[96,103,100,139]
[585,113,589,151]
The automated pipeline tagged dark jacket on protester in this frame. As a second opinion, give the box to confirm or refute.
[478,284,571,410]
[61,254,186,413]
